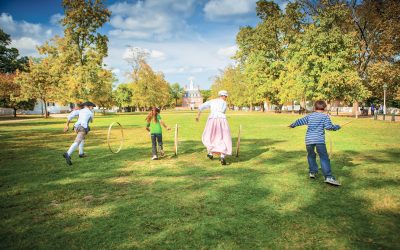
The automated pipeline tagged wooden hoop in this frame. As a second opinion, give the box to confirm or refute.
[107,122,124,154]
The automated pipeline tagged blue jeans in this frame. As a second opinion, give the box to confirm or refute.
[151,133,163,156]
[306,144,333,178]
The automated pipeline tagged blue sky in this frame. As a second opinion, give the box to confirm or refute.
[0,0,287,89]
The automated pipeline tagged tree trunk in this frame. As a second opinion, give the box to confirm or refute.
[291,100,295,114]
[353,101,359,119]
[43,98,48,118]
[250,104,253,112]
[13,108,17,118]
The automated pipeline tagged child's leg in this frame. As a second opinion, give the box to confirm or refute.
[79,139,85,155]
[156,134,163,150]
[151,134,157,156]
[67,132,85,156]
[306,144,318,174]
[316,144,333,178]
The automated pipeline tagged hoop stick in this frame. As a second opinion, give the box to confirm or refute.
[236,124,242,157]
[174,124,178,156]
[107,122,124,154]
[340,120,352,127]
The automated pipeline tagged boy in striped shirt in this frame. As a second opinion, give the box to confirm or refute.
[289,100,341,186]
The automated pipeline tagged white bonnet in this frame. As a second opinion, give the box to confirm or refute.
[218,90,228,97]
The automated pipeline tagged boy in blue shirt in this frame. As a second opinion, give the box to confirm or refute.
[289,100,341,186]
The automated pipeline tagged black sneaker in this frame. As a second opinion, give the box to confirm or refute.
[220,157,226,165]
[63,152,72,166]
[79,154,86,158]
[207,153,213,160]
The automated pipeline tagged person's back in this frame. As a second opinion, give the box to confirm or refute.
[199,98,227,118]
[305,112,337,145]
[289,100,341,186]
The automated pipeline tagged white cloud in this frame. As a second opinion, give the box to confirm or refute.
[10,37,40,50]
[204,0,257,19]
[217,45,237,57]
[108,0,196,40]
[50,13,64,26]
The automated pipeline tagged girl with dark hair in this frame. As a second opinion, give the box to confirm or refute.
[146,107,170,160]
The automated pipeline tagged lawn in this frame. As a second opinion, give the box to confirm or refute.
[0,111,399,249]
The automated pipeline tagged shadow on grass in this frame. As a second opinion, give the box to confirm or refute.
[1,125,399,249]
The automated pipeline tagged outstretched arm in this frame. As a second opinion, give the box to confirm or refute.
[160,120,171,130]
[289,116,309,128]
[324,116,341,131]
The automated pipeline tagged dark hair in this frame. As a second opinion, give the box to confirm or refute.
[314,100,327,111]
[146,107,160,123]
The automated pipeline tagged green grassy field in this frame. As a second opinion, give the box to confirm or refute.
[0,111,399,249]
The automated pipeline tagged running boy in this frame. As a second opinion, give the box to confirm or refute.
[289,100,341,186]
[63,102,96,165]
[146,107,170,160]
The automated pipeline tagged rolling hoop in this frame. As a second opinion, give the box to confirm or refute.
[107,122,124,154]
[174,124,178,156]
[236,124,242,157]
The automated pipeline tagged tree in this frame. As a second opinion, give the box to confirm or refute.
[113,83,133,111]
[169,83,184,106]
[62,0,111,66]
[130,61,170,110]
[15,58,61,118]
[200,89,211,103]
[0,73,35,117]
[0,29,28,73]
[0,29,34,117]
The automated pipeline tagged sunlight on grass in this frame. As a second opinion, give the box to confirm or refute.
[0,111,399,249]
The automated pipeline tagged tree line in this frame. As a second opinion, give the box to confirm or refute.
[0,0,184,117]
[211,0,400,115]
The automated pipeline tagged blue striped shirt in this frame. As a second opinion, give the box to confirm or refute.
[290,112,341,145]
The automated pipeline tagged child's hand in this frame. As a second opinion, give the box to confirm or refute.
[63,126,69,132]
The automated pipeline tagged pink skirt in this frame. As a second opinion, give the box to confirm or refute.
[202,118,232,155]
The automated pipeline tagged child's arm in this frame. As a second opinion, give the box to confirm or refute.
[146,123,150,132]
[64,110,79,132]
[160,120,171,131]
[289,116,309,128]
[324,116,341,131]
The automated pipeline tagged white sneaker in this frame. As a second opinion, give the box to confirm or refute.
[324,177,341,186]
[152,155,158,160]
[309,172,316,179]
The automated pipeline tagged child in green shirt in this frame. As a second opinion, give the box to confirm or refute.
[146,107,170,160]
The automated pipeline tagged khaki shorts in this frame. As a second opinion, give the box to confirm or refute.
[74,125,88,143]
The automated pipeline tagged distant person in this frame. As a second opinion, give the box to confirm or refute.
[196,90,232,165]
[63,102,96,166]
[146,107,171,160]
[371,104,375,115]
[289,100,341,186]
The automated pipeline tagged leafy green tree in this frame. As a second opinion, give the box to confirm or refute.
[113,83,133,111]
[0,29,28,73]
[0,73,35,117]
[62,0,111,66]
[0,29,34,117]
[200,89,211,103]
[130,61,170,110]
[169,82,184,106]
[15,58,62,118]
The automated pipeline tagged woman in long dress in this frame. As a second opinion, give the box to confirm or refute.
[196,90,232,165]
